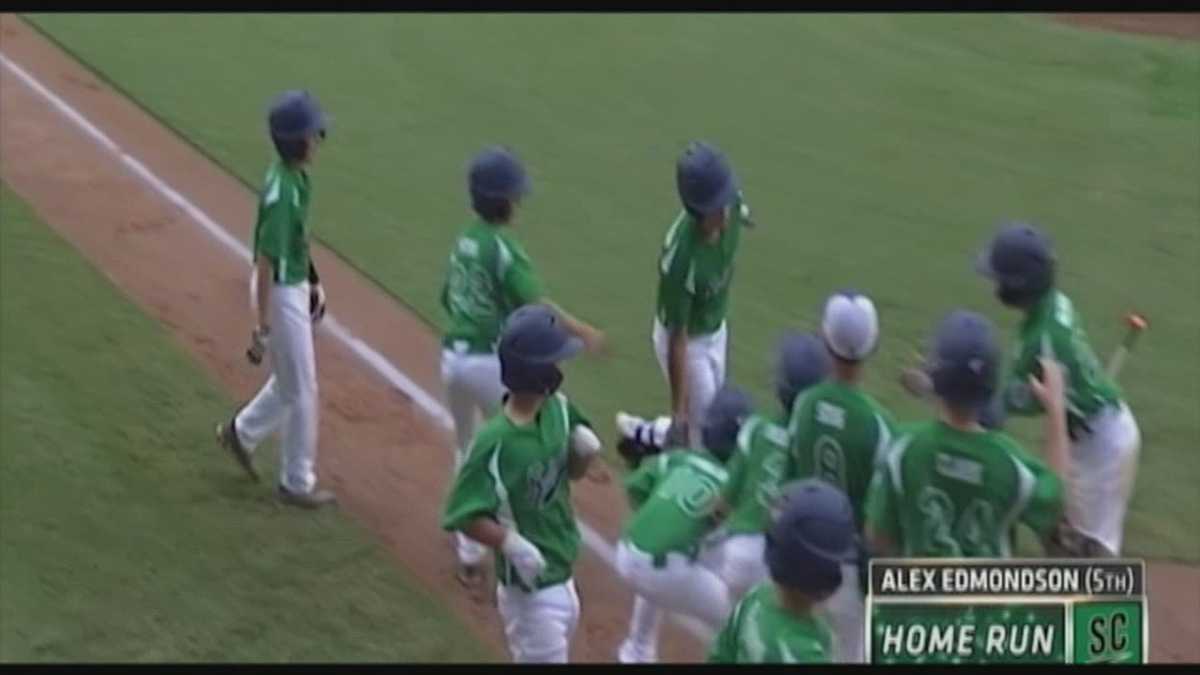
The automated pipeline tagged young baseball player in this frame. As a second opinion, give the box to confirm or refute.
[654,141,754,448]
[715,332,831,602]
[440,304,602,664]
[613,386,753,664]
[864,310,1072,558]
[215,90,334,509]
[975,222,1141,557]
[708,479,859,664]
[784,291,896,662]
[439,146,605,585]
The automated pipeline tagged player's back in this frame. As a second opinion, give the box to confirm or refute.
[622,449,728,557]
[882,421,1049,558]
[788,380,894,529]
[441,221,515,350]
[722,414,791,535]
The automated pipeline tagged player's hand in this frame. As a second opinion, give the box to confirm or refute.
[309,283,327,324]
[1028,357,1066,414]
[500,530,546,588]
[246,325,270,366]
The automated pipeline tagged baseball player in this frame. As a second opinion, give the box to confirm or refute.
[783,291,896,662]
[440,304,602,663]
[715,332,832,602]
[613,386,754,664]
[653,141,754,448]
[974,222,1141,557]
[708,479,859,664]
[215,90,334,509]
[864,310,1072,558]
[439,146,605,585]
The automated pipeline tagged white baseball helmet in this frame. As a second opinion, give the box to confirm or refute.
[821,291,880,361]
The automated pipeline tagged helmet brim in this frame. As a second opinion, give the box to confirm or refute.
[531,335,583,364]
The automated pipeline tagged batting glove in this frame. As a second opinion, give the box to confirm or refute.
[310,283,327,323]
[246,326,270,366]
[501,529,546,588]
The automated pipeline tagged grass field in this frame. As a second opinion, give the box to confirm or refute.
[0,185,489,662]
[24,13,1200,561]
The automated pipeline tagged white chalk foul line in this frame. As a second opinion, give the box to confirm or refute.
[1,52,714,646]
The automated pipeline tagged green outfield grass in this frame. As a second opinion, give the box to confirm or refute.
[25,14,1199,561]
[0,185,491,662]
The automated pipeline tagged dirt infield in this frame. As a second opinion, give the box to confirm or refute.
[1,14,1197,663]
[1055,13,1200,41]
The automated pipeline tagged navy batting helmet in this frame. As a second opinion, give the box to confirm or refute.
[975,222,1056,306]
[700,385,754,462]
[765,479,858,595]
[927,310,1000,411]
[498,304,582,396]
[676,141,738,217]
[774,332,832,413]
[268,90,327,161]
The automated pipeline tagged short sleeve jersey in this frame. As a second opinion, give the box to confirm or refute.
[440,219,544,353]
[655,193,751,336]
[1001,290,1122,426]
[441,393,591,590]
[708,582,836,664]
[721,414,791,535]
[622,449,728,558]
[863,421,1064,558]
[251,159,312,285]
[786,381,896,530]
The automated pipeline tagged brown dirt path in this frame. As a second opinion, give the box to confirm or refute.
[0,14,701,664]
[1,13,1195,663]
[1054,13,1200,41]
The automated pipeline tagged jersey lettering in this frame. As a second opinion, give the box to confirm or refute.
[917,486,998,557]
[813,435,846,490]
[816,401,846,429]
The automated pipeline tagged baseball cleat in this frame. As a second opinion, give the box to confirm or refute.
[615,411,646,441]
[277,485,337,509]
[216,416,259,482]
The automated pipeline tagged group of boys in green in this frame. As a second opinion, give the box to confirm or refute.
[437,141,1129,664]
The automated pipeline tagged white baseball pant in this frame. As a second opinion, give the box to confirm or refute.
[651,319,728,448]
[822,563,865,663]
[717,532,768,602]
[1067,402,1141,556]
[235,274,318,494]
[615,539,731,663]
[440,346,506,566]
[496,579,580,663]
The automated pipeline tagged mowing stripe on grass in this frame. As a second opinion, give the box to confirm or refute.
[0,51,714,645]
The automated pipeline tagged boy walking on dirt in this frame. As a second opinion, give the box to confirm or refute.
[441,304,603,663]
[215,90,334,509]
[440,146,604,586]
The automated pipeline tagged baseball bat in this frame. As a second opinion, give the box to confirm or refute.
[1105,313,1149,379]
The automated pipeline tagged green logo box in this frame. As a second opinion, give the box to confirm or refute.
[1072,601,1144,665]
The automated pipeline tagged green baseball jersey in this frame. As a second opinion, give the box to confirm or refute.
[654,193,750,337]
[786,381,897,531]
[622,449,728,558]
[721,414,791,535]
[441,392,591,590]
[708,582,835,664]
[1002,290,1122,426]
[440,219,545,353]
[863,421,1064,558]
[251,159,312,285]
